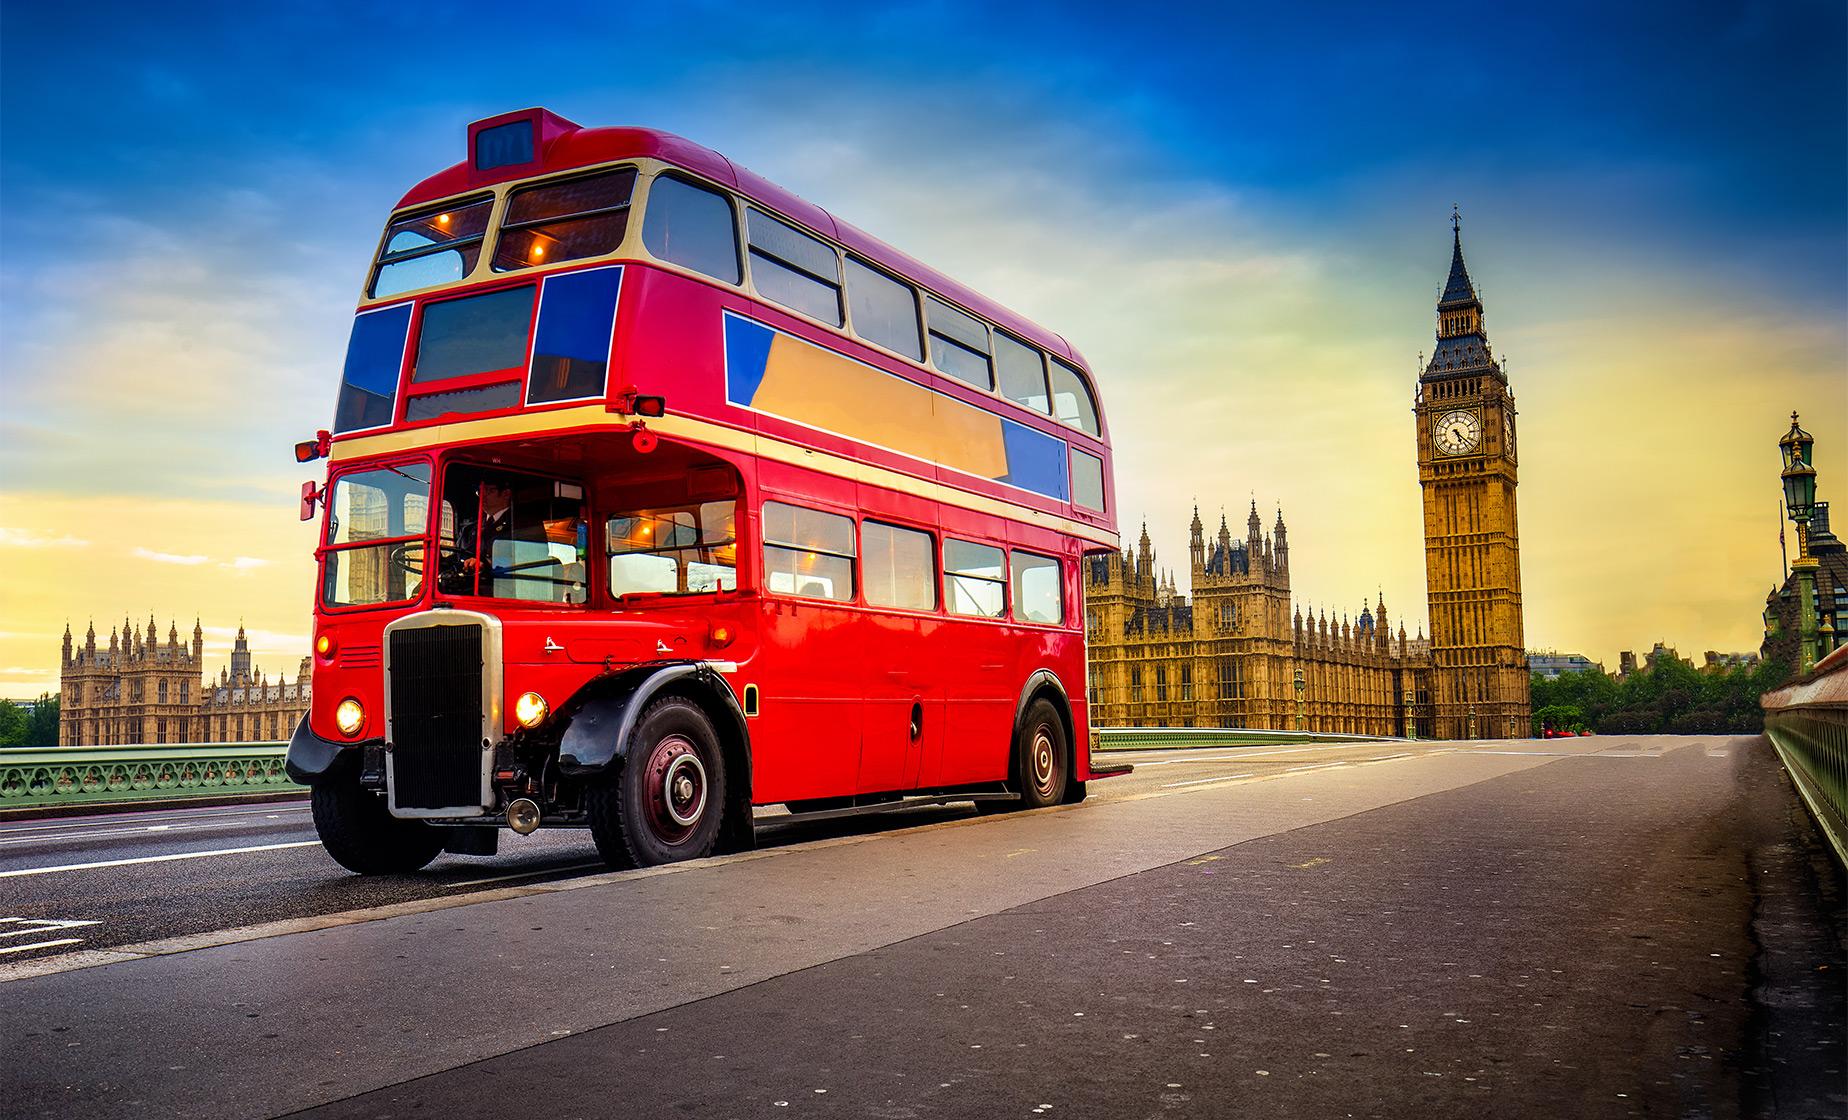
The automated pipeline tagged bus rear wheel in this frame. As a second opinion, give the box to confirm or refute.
[588,697,727,869]
[310,772,443,875]
[1016,698,1070,810]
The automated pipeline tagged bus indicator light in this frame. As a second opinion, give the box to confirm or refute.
[315,633,336,659]
[710,625,733,648]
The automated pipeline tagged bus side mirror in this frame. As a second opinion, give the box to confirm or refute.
[301,482,322,522]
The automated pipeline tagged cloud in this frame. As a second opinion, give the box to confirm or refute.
[0,527,90,548]
[132,547,210,565]
[223,556,270,570]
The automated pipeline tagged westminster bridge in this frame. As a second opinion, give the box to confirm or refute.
[0,728,1841,1119]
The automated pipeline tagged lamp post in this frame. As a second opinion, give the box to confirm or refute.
[1293,667,1306,731]
[1466,705,1477,740]
[1402,684,1417,740]
[1780,412,1820,673]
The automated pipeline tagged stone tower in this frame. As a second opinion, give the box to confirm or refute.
[1413,210,1530,738]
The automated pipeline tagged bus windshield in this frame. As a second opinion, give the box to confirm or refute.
[437,466,588,604]
[321,463,432,609]
[607,501,737,597]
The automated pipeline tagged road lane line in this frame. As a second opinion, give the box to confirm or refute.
[0,804,310,836]
[0,919,101,937]
[0,841,321,879]
[0,820,301,848]
[1161,773,1256,789]
[0,938,85,955]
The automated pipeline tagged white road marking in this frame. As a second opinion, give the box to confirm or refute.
[0,804,309,836]
[0,938,85,955]
[1161,774,1256,789]
[0,841,321,879]
[0,918,101,938]
[0,819,298,849]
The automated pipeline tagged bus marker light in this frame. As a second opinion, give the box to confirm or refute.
[710,625,733,648]
[514,691,550,728]
[632,428,658,454]
[335,698,366,738]
[633,395,666,417]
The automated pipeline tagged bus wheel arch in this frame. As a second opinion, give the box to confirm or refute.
[1012,671,1078,807]
[559,663,753,862]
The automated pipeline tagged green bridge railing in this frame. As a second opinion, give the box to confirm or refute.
[0,741,297,812]
[1762,645,1848,868]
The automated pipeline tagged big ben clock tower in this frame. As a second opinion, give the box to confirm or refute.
[1414,210,1530,739]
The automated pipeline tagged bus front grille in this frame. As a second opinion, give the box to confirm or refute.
[387,623,486,811]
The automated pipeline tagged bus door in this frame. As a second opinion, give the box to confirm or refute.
[856,517,943,795]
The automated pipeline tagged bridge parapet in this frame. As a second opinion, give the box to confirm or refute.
[0,742,294,812]
[1762,644,1848,866]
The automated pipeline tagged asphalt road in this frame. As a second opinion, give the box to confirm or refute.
[2,735,1840,1120]
[0,739,1425,958]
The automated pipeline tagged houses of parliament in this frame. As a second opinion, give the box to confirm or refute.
[1085,217,1532,739]
[58,618,311,746]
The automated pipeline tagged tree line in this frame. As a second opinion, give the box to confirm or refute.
[0,694,59,747]
[1531,657,1789,736]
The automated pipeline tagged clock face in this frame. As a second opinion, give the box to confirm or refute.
[1503,412,1516,460]
[1433,409,1483,456]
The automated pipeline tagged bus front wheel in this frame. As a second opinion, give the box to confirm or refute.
[588,697,727,869]
[1016,698,1070,810]
[310,773,443,875]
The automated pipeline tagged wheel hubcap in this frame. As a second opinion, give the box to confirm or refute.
[641,736,707,843]
[1031,727,1057,798]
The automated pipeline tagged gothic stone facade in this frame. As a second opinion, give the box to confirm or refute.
[1086,505,1435,736]
[1085,218,1530,739]
[59,618,310,746]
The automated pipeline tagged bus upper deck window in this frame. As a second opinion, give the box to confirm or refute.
[926,297,992,390]
[370,196,493,299]
[1050,358,1100,436]
[746,209,843,327]
[643,175,740,284]
[492,167,636,273]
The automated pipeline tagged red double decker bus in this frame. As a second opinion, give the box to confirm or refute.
[286,108,1121,873]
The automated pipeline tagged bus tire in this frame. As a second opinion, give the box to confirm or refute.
[588,696,727,869]
[1016,697,1070,809]
[310,774,443,875]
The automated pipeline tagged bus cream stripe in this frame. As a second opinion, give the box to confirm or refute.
[329,407,1121,548]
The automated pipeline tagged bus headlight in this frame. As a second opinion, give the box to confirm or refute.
[514,691,549,729]
[334,698,366,738]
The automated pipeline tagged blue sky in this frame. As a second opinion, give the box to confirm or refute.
[0,0,1844,686]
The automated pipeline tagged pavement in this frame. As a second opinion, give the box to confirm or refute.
[1,735,1840,1119]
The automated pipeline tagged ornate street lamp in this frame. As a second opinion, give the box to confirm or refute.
[1293,667,1306,732]
[1780,412,1821,672]
[1402,685,1417,741]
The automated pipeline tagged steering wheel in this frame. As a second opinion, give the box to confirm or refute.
[387,541,427,576]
